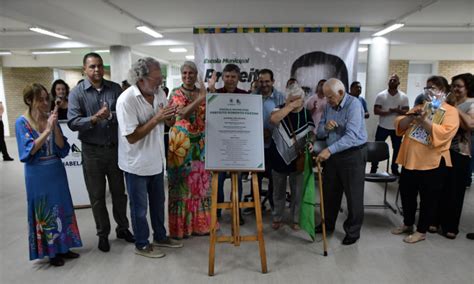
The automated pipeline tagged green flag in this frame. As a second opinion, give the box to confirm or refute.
[299,147,316,241]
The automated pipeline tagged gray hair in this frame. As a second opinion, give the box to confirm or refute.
[180,61,198,74]
[324,78,345,95]
[128,57,161,85]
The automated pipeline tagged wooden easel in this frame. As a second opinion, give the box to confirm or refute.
[208,171,268,276]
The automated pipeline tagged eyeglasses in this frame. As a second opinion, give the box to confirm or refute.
[146,76,162,83]
[424,86,441,92]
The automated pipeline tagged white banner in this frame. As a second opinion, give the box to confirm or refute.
[60,121,90,207]
[194,28,359,94]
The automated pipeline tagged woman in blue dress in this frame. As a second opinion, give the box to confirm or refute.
[16,83,82,266]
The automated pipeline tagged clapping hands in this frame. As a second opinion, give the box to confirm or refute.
[46,105,59,133]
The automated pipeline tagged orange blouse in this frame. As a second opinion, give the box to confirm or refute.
[395,102,459,170]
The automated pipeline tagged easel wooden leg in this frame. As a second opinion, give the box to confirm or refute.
[317,162,328,256]
[208,172,219,276]
[208,171,268,275]
[231,173,240,246]
[252,174,268,273]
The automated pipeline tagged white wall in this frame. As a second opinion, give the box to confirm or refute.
[0,68,10,136]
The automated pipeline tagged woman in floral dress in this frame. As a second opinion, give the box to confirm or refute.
[16,83,82,266]
[167,61,211,239]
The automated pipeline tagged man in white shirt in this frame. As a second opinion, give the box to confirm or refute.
[371,74,409,175]
[116,57,183,258]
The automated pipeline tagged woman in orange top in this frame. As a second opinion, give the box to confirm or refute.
[391,76,459,244]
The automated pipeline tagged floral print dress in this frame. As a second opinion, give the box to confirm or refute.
[15,116,82,260]
[167,86,212,239]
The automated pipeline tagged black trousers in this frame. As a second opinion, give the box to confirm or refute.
[81,143,130,237]
[437,150,470,234]
[371,126,402,172]
[322,146,367,239]
[399,160,447,234]
[0,120,11,159]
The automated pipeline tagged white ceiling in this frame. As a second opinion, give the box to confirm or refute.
[0,0,473,62]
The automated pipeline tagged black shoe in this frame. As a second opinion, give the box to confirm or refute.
[342,235,359,245]
[3,157,13,161]
[466,233,474,240]
[243,208,255,215]
[391,167,400,176]
[98,237,110,252]
[58,250,80,259]
[117,229,135,243]
[315,224,334,234]
[50,256,65,266]
[239,214,245,226]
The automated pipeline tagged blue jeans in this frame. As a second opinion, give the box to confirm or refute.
[124,172,167,249]
[217,172,243,216]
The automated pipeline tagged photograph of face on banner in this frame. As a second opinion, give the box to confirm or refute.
[290,51,349,95]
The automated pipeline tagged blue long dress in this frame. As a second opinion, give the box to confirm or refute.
[15,116,82,260]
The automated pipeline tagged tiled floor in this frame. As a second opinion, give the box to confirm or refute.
[1,137,473,284]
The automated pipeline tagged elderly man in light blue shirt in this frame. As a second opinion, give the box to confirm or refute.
[316,78,367,246]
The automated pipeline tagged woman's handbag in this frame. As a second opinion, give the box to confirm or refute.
[294,151,305,172]
[286,111,307,172]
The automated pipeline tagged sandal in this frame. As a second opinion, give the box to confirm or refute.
[291,223,300,231]
[272,222,282,230]
[391,225,414,235]
[403,232,426,244]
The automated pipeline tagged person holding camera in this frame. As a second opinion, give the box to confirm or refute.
[269,82,314,231]
[391,75,459,244]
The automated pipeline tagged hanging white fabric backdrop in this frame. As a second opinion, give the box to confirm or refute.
[194,29,359,94]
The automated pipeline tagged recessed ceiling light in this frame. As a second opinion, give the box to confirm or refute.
[358,47,368,52]
[32,50,71,55]
[185,55,195,60]
[136,25,163,38]
[94,49,109,53]
[0,51,12,55]
[372,23,405,37]
[29,27,71,40]
[169,48,187,53]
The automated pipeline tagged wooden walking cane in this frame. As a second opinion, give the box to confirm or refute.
[316,161,328,256]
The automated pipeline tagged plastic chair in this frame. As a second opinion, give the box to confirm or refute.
[364,141,398,213]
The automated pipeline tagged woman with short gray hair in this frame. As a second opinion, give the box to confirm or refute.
[167,61,212,239]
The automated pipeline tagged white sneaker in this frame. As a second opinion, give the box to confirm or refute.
[152,238,183,248]
[135,244,165,258]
